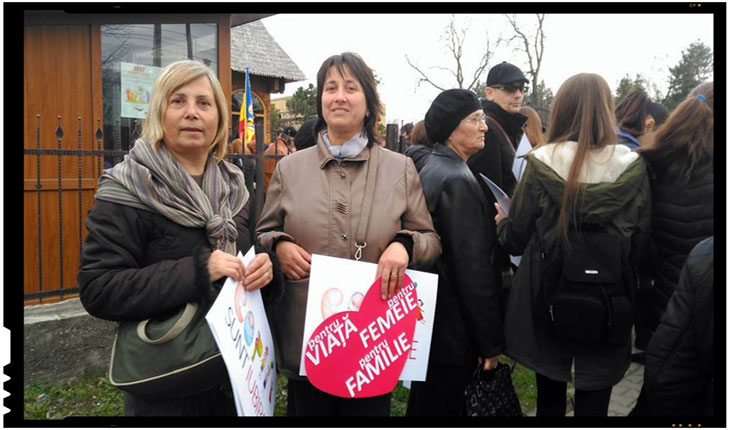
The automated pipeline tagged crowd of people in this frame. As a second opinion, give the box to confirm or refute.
[77,52,714,418]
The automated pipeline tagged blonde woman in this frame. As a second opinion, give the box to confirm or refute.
[79,60,279,416]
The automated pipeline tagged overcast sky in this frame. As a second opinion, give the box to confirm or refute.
[261,13,714,125]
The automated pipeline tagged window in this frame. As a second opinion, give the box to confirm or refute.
[100,23,217,166]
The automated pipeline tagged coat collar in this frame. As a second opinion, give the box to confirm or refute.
[432,144,465,163]
[316,134,371,169]
[482,99,527,136]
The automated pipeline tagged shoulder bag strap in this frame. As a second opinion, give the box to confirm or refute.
[486,115,516,156]
[354,146,380,261]
[136,302,198,344]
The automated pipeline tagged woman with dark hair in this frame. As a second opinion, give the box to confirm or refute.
[257,52,441,416]
[627,83,714,416]
[494,73,651,416]
[637,81,714,354]
[78,60,279,416]
[615,87,668,150]
[406,89,504,416]
[403,120,433,172]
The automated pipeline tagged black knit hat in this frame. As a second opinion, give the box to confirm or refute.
[425,89,482,145]
[487,61,529,86]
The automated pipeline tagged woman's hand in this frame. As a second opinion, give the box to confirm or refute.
[478,355,500,371]
[242,252,273,291]
[208,249,246,283]
[276,240,312,280]
[494,203,507,224]
[376,242,409,300]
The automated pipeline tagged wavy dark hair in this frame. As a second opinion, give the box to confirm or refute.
[615,87,650,138]
[638,82,713,182]
[315,52,384,145]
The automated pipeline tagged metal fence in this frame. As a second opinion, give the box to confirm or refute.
[23,116,273,304]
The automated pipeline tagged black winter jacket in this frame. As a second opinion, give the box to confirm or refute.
[404,144,433,173]
[644,237,713,416]
[418,145,505,366]
[78,199,281,322]
[467,99,526,199]
[643,161,713,333]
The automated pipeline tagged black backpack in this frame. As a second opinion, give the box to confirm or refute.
[535,223,635,349]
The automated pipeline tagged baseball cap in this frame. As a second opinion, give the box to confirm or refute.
[487,62,529,86]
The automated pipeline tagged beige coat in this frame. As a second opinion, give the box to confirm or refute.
[256,136,441,378]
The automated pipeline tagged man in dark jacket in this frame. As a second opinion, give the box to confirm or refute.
[467,61,528,199]
[644,237,713,416]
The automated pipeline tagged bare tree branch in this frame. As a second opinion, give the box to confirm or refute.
[405,15,498,92]
[405,55,447,91]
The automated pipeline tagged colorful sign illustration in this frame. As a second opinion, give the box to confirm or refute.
[120,62,161,119]
[205,247,277,416]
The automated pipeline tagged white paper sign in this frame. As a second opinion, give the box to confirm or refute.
[205,247,277,417]
[299,254,438,382]
[512,133,532,182]
[120,62,161,119]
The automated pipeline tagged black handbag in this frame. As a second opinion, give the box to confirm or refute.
[463,362,522,417]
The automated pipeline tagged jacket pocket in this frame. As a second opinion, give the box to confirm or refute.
[267,277,309,378]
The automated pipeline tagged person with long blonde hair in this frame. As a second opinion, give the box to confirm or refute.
[494,73,651,416]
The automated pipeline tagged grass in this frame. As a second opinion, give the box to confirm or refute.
[24,356,536,418]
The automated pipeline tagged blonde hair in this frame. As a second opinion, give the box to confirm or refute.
[141,60,229,162]
[519,106,544,147]
[231,138,243,154]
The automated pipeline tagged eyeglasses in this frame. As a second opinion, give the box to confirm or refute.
[491,84,529,94]
[463,114,488,125]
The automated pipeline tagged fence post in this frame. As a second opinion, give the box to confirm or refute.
[386,123,399,153]
[77,117,83,265]
[95,119,103,177]
[56,116,65,302]
[36,115,44,298]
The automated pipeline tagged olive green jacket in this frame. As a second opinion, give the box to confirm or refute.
[497,141,651,390]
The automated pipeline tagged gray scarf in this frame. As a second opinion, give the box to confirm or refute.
[321,130,369,161]
[95,139,248,255]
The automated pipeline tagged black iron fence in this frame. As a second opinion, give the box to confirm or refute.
[24,116,274,304]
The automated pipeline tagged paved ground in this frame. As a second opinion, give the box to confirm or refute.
[525,360,644,416]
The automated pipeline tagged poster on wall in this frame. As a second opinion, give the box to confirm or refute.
[299,254,438,394]
[205,247,277,416]
[120,62,161,119]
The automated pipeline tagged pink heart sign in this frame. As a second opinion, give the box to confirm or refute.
[304,274,418,398]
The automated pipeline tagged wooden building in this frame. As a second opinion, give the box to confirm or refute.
[23,10,304,304]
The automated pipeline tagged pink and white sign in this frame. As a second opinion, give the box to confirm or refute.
[304,275,418,398]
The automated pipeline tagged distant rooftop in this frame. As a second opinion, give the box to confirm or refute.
[230,20,306,83]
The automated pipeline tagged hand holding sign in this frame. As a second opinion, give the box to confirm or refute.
[304,274,418,398]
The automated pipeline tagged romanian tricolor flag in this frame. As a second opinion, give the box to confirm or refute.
[238,67,256,147]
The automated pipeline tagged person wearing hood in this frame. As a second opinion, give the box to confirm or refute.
[406,89,504,416]
[467,61,528,199]
[494,73,652,416]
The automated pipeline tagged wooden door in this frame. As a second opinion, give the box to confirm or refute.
[24,24,103,304]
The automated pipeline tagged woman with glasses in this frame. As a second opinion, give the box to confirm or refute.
[406,89,505,416]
